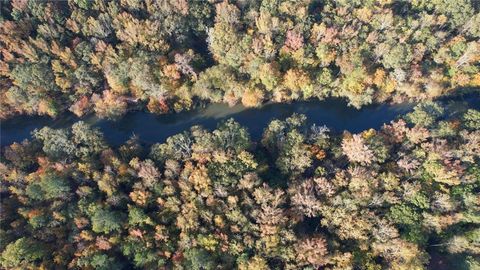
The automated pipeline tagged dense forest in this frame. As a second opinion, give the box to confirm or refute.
[1,102,479,269]
[1,0,479,119]
[1,0,480,269]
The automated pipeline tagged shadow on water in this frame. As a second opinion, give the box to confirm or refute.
[0,98,413,147]
[1,93,479,147]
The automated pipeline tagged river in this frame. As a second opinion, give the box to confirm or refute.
[0,98,411,146]
[1,95,478,147]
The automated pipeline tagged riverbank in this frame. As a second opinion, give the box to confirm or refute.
[2,93,480,147]
[1,97,411,147]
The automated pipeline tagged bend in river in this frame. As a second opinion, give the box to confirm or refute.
[1,95,479,147]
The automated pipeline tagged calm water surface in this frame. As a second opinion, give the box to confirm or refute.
[1,96,478,147]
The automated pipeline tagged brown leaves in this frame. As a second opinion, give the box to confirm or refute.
[147,97,169,114]
[154,225,169,242]
[382,119,408,143]
[129,190,151,206]
[95,237,112,250]
[397,156,420,174]
[129,229,144,239]
[284,30,304,51]
[296,236,328,267]
[290,179,321,217]
[91,90,127,119]
[188,165,212,197]
[74,217,90,229]
[137,160,160,188]
[113,12,169,52]
[11,0,28,11]
[241,88,264,107]
[406,126,430,144]
[341,134,374,165]
[69,96,91,117]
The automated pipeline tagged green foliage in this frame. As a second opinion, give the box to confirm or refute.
[33,127,75,160]
[465,256,480,270]
[76,253,124,270]
[0,238,46,268]
[447,229,480,254]
[33,123,106,161]
[406,102,445,127]
[183,248,217,270]
[261,114,312,175]
[72,121,107,159]
[121,239,162,268]
[276,130,312,175]
[38,173,70,200]
[213,119,250,152]
[128,207,153,226]
[381,44,413,70]
[410,193,430,210]
[389,204,420,226]
[435,121,457,138]
[463,109,480,130]
[208,153,256,187]
[91,209,124,234]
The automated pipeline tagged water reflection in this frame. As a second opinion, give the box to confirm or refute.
[1,95,478,147]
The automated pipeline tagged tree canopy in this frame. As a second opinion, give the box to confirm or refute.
[1,0,479,119]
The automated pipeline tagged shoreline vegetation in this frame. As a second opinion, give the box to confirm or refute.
[1,91,479,148]
[1,101,479,269]
[1,1,479,120]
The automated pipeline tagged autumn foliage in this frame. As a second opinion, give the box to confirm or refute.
[1,0,479,120]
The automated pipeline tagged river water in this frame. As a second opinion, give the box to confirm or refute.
[1,95,478,147]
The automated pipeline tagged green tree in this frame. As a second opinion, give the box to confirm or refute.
[38,173,70,200]
[463,109,480,130]
[406,102,445,127]
[91,209,124,234]
[72,121,107,159]
[0,238,47,269]
[213,119,250,152]
[276,130,312,175]
[183,248,217,270]
[33,127,75,161]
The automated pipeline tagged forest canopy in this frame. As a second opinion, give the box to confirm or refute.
[1,0,480,269]
[1,0,479,119]
[1,102,479,269]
